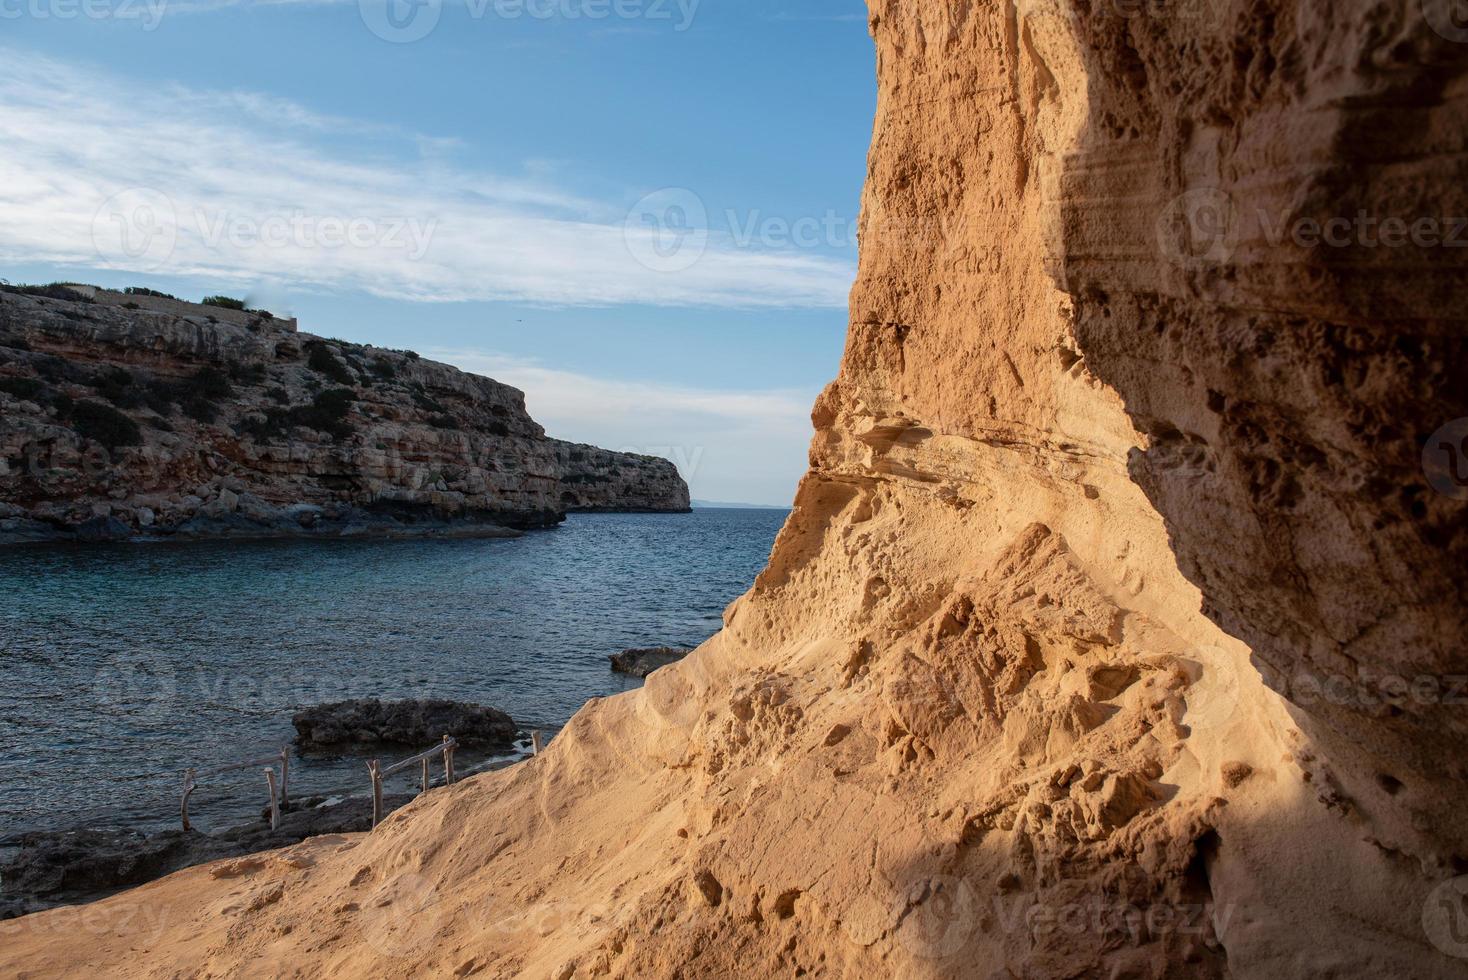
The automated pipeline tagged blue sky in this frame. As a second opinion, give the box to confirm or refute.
[0,0,875,504]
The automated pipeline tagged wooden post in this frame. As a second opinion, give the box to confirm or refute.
[442,735,455,785]
[263,768,280,831]
[420,756,431,795]
[181,769,197,832]
[531,730,544,756]
[278,747,290,809]
[368,760,383,829]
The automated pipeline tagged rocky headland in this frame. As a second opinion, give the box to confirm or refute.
[0,284,689,545]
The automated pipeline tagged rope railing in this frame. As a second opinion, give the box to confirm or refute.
[367,735,458,829]
[181,747,290,832]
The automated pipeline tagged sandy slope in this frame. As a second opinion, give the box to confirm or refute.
[4,1,1466,976]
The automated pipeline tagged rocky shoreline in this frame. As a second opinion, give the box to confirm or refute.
[0,794,415,920]
[1,697,535,920]
[0,500,529,547]
[0,691,642,918]
[0,285,690,547]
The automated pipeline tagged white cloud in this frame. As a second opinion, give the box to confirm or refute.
[0,49,855,310]
[432,349,815,505]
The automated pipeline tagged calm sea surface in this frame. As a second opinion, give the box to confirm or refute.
[0,508,787,836]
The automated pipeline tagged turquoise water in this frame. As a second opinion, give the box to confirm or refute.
[0,509,787,835]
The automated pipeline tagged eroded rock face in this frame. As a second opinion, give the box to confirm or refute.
[2,3,1464,978]
[0,289,689,543]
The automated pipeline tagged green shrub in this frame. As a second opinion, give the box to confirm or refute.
[411,390,447,415]
[184,399,217,423]
[485,420,510,437]
[140,380,177,417]
[90,366,139,408]
[265,386,290,405]
[124,287,178,300]
[70,400,141,449]
[236,408,290,442]
[0,282,94,304]
[185,366,233,400]
[306,343,355,385]
[370,358,396,381]
[295,388,355,440]
[0,376,44,401]
[34,355,83,384]
[201,295,246,311]
[228,361,268,385]
[239,388,354,442]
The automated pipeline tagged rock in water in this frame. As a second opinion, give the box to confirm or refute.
[608,647,691,678]
[292,699,517,750]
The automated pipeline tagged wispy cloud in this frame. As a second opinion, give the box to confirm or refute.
[0,49,854,310]
[433,348,815,505]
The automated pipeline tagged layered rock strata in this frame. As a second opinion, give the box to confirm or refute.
[0,288,689,544]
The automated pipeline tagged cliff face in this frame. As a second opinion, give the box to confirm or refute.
[3,2,1465,978]
[0,288,688,542]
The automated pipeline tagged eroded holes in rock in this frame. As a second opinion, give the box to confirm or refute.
[773,889,801,920]
[1183,829,1222,906]
[1088,665,1140,701]
[1376,774,1404,797]
[693,869,723,908]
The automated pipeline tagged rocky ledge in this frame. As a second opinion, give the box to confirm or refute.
[0,284,690,546]
[292,698,519,751]
[0,795,412,920]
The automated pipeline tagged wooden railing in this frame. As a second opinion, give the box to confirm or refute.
[180,731,546,834]
[367,735,458,829]
[181,747,290,832]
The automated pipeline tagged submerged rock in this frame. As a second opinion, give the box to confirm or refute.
[608,647,692,678]
[292,699,517,750]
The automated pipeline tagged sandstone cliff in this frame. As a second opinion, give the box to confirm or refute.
[0,286,689,543]
[2,2,1465,977]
